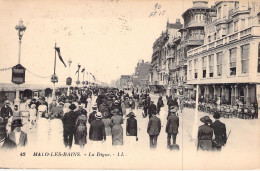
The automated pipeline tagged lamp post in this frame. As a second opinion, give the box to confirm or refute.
[14,19,26,106]
[67,59,72,96]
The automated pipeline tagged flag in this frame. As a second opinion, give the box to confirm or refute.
[75,65,81,75]
[55,47,66,67]
[90,72,96,81]
[81,68,85,73]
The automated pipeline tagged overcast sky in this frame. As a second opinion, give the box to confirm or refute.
[0,0,214,86]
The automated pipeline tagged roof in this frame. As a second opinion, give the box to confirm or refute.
[167,23,183,29]
[182,7,212,18]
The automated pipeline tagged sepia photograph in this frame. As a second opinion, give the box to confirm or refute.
[0,0,259,170]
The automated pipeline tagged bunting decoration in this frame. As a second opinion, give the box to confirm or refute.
[81,68,85,73]
[75,64,81,75]
[55,47,67,67]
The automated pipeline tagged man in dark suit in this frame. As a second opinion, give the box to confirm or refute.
[62,104,78,149]
[166,109,179,149]
[148,101,157,119]
[89,112,106,142]
[0,100,13,125]
[8,119,27,147]
[0,118,16,150]
[211,112,227,151]
[147,112,161,149]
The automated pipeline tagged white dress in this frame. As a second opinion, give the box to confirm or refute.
[49,118,64,150]
[86,98,92,113]
[36,117,50,148]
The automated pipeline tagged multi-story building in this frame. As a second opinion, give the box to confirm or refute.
[186,1,260,107]
[132,60,151,90]
[150,19,183,95]
[120,75,132,90]
[171,1,216,99]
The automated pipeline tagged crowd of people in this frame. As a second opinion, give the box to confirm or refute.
[0,87,227,152]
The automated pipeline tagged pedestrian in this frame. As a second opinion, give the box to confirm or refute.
[129,97,135,112]
[111,109,124,146]
[8,119,27,147]
[38,101,48,118]
[75,109,88,149]
[143,97,150,118]
[0,118,16,151]
[0,100,13,126]
[126,112,138,146]
[211,112,227,151]
[50,102,64,119]
[37,109,50,147]
[147,112,161,149]
[49,112,63,149]
[102,111,112,136]
[157,96,164,113]
[89,112,106,146]
[166,108,179,149]
[29,104,37,129]
[88,104,98,125]
[148,101,157,119]
[197,116,214,151]
[62,104,77,149]
[12,105,22,122]
[49,98,57,114]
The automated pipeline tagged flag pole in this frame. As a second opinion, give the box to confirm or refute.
[52,43,57,99]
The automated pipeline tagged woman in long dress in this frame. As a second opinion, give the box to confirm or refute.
[111,109,124,146]
[29,104,37,129]
[37,109,50,148]
[74,109,87,148]
[49,113,64,149]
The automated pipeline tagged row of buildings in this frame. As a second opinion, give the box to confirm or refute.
[149,0,260,107]
[114,59,151,91]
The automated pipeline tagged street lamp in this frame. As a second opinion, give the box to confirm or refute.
[67,59,72,96]
[14,19,26,106]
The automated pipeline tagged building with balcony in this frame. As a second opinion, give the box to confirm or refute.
[150,19,183,94]
[168,1,215,98]
[186,1,260,107]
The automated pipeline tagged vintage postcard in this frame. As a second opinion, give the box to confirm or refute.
[0,0,259,170]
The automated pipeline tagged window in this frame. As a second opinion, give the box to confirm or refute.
[230,48,237,76]
[217,52,223,76]
[241,19,245,29]
[229,23,233,34]
[235,1,239,9]
[194,59,198,79]
[258,43,260,73]
[214,33,216,40]
[202,57,207,78]
[223,5,227,18]
[208,36,211,43]
[241,44,249,74]
[209,54,214,77]
[234,21,238,32]
[189,61,192,79]
[218,6,222,19]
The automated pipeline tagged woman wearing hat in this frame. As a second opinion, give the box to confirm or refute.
[37,106,50,148]
[111,109,124,146]
[197,116,214,151]
[29,104,37,129]
[75,109,88,149]
[102,111,113,146]
[126,112,138,147]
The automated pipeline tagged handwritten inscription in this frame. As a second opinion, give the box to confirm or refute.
[149,3,166,17]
